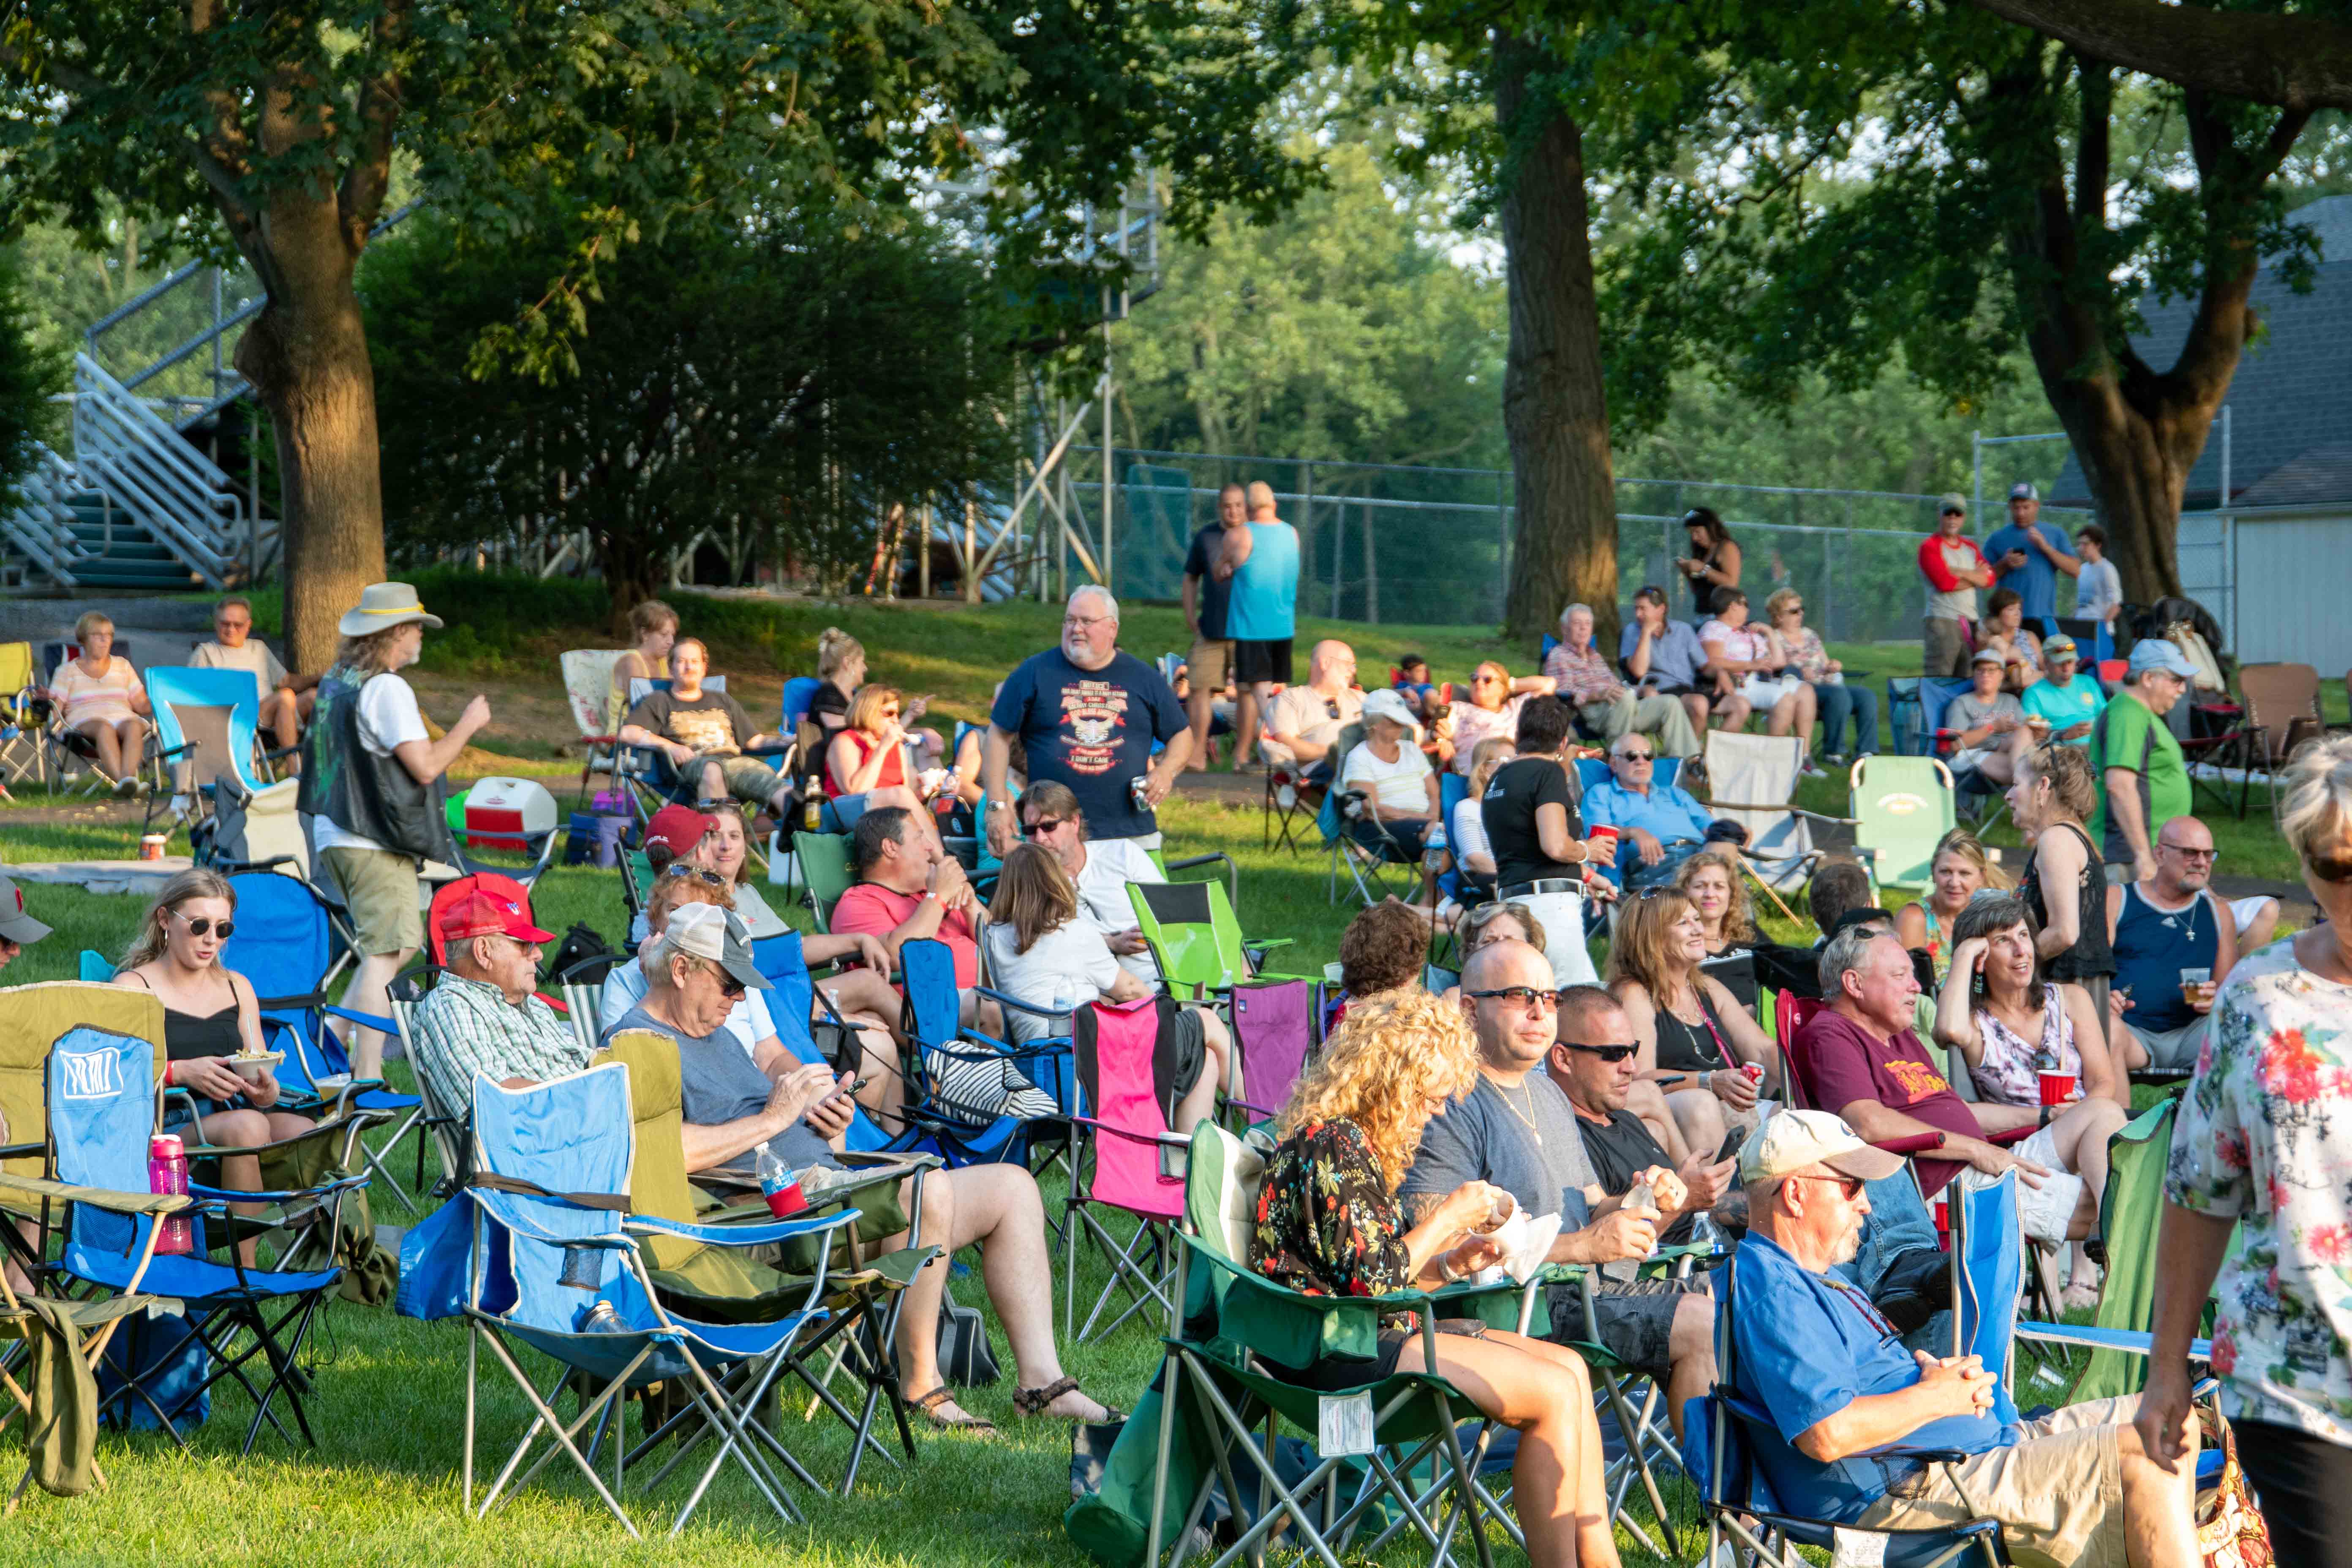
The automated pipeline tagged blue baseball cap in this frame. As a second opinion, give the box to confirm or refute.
[2126,640,2198,681]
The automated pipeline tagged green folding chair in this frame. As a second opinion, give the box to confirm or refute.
[1846,753,1958,903]
[793,832,855,933]
[1126,879,1301,1002]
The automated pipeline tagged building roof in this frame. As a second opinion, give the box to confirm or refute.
[2049,193,2352,513]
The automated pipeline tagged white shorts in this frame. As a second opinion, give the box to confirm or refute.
[2010,1124,2086,1246]
[1515,888,1599,990]
[1737,674,1799,708]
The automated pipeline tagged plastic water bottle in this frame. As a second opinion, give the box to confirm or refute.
[580,1299,625,1334]
[147,1134,193,1255]
[756,1140,806,1218]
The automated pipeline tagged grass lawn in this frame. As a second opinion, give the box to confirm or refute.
[0,590,2260,1562]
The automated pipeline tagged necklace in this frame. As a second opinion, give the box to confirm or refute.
[1492,1074,1543,1145]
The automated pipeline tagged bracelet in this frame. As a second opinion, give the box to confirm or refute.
[1437,1253,1463,1285]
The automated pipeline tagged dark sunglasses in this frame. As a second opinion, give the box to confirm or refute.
[1022,818,1067,838]
[2309,852,2352,885]
[1472,674,1500,685]
[1466,985,1559,1012]
[1614,750,1653,762]
[1559,1041,1639,1063]
[660,864,727,886]
[168,909,234,939]
[1785,1172,1867,1200]
[716,972,746,999]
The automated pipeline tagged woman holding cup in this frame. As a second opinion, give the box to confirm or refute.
[1607,885,1781,1160]
[2011,741,2121,1091]
[111,868,313,1259]
[1932,891,2125,1307]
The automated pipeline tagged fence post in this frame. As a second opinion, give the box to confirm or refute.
[1495,469,1508,626]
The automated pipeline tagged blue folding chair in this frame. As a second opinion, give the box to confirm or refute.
[890,937,1070,1168]
[145,665,292,834]
[406,1064,853,1536]
[220,871,426,1211]
[46,1023,369,1455]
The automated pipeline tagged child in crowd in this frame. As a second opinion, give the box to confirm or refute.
[1392,654,1439,718]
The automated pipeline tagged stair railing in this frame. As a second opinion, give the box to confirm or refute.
[71,352,245,588]
[0,445,84,588]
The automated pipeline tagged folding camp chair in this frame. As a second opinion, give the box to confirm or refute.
[220,871,423,1211]
[2233,662,2339,822]
[45,1021,372,1456]
[1689,1245,2013,1568]
[1127,878,1305,1003]
[890,937,1063,1169]
[601,1029,936,1498]
[560,648,629,808]
[1062,995,1196,1342]
[0,640,45,795]
[36,640,158,797]
[793,832,855,933]
[1848,754,1960,902]
[416,1064,854,1536]
[142,666,294,834]
[383,969,479,1204]
[1315,781,1413,907]
[1701,730,1850,915]
[618,675,790,818]
[1225,979,1317,1123]
[194,774,310,881]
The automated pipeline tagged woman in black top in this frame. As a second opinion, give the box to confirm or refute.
[1674,508,1742,621]
[1606,886,1781,1162]
[1477,696,1606,891]
[2010,742,2118,1097]
[111,869,313,1260]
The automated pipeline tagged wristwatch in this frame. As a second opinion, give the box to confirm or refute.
[986,799,1013,814]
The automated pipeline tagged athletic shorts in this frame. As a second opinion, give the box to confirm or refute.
[1235,638,1294,687]
[319,846,424,957]
[1187,637,1234,691]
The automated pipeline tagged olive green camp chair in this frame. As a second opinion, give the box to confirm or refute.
[1846,754,1958,902]
[603,1030,941,1497]
[792,833,855,934]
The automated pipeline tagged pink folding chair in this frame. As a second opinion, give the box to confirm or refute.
[1228,978,1317,1124]
[1063,995,1192,1343]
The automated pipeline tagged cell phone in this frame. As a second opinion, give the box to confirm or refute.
[1655,1073,1688,1087]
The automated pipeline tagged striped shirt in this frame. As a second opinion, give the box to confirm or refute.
[50,656,144,728]
[409,971,590,1115]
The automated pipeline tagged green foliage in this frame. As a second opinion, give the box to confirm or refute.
[0,248,68,501]
[362,213,1021,617]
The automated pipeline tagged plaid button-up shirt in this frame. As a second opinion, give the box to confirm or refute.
[410,970,590,1115]
[1542,641,1626,707]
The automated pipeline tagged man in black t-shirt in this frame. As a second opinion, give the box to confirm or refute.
[1549,985,1739,1247]
[617,637,792,815]
[1179,483,1250,768]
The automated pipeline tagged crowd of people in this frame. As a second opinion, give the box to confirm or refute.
[5,534,2347,1565]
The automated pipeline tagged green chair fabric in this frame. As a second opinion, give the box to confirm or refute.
[1127,879,1303,1002]
[795,832,854,933]
[1848,754,1958,899]
[2072,1097,2212,1404]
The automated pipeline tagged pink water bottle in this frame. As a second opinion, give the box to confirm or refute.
[147,1133,193,1255]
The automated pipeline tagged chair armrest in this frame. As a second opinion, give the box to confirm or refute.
[324,1004,397,1036]
[1069,1114,1187,1150]
[625,1208,857,1250]
[0,1141,44,1163]
[1871,1132,1946,1156]
[0,1172,192,1215]
[186,1172,372,1205]
[1985,1124,2038,1147]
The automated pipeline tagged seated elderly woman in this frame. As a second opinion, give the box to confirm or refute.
[111,869,315,1260]
[1251,988,1623,1568]
[980,844,1230,1130]
[52,610,152,796]
[1339,689,1440,861]
[1607,884,1782,1162]
[1932,892,2125,1308]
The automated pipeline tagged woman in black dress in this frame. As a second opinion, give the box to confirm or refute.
[2009,742,2122,1105]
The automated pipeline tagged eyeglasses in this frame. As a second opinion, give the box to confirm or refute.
[659,864,727,886]
[1777,604,1803,615]
[1472,674,1500,685]
[1021,818,1067,838]
[167,909,234,940]
[1466,986,1560,1012]
[1784,1172,1866,1200]
[1063,613,1113,631]
[1560,1041,1639,1063]
[216,619,250,632]
[2159,843,2218,863]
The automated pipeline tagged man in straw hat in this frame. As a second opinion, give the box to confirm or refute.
[299,582,492,1078]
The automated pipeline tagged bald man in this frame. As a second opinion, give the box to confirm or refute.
[1261,639,1364,779]
[1228,481,1301,768]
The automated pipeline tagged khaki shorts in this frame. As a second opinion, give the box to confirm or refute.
[1188,637,1234,691]
[1923,616,1972,679]
[319,846,424,957]
[1857,1393,2141,1568]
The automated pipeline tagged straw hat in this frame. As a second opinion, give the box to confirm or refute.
[337,582,445,637]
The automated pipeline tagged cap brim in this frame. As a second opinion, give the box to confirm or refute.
[0,912,52,944]
[1823,1144,1906,1182]
[506,921,556,945]
[336,609,444,635]
[721,953,772,990]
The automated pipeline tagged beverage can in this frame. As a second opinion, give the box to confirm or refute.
[139,834,167,862]
[1741,1062,1764,1086]
[1129,774,1152,812]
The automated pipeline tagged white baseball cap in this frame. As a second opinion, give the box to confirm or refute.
[657,903,770,991]
[1359,688,1417,729]
[1737,1108,1904,1185]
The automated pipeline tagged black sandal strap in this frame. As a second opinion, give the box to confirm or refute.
[1014,1375,1082,1416]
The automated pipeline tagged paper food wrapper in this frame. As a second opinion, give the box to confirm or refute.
[1486,1208,1565,1284]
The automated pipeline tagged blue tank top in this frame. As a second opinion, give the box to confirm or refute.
[1225,522,1299,641]
[2111,883,2219,1034]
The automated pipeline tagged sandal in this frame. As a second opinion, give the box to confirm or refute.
[1013,1375,1124,1424]
[908,1385,999,1435]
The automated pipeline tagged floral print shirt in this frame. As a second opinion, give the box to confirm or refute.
[2168,939,2352,1441]
[1250,1119,1419,1331]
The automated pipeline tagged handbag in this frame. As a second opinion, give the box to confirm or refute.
[2195,1407,2275,1568]
[936,1299,1002,1387]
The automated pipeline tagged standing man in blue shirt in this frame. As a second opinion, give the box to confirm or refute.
[1725,1109,2197,1564]
[1225,480,1300,770]
[1980,482,2080,623]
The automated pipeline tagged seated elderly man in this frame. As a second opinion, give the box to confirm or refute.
[1727,1109,2198,1566]
[603,902,1111,1432]
[1579,734,1715,890]
[1544,602,1699,759]
[1404,942,1725,1439]
[408,889,588,1112]
[1797,926,2121,1246]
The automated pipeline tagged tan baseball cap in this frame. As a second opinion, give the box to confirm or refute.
[0,872,50,945]
[1737,1109,1904,1185]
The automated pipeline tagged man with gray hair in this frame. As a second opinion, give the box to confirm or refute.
[1542,602,1699,758]
[1723,1109,2197,1565]
[983,585,1192,855]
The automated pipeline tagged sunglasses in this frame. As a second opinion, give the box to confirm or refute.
[168,909,234,940]
[1466,986,1560,1012]
[1785,1172,1866,1200]
[1614,750,1653,762]
[1560,1041,1639,1063]
[1777,604,1803,615]
[660,864,727,886]
[1472,674,1501,685]
[1021,818,1067,838]
[2308,852,2352,885]
[2159,843,2218,863]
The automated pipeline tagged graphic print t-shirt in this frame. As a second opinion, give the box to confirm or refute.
[991,649,1187,839]
[624,688,756,757]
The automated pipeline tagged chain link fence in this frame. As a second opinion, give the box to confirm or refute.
[1078,452,2092,642]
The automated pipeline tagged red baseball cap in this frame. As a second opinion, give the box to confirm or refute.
[436,888,554,946]
[644,803,715,862]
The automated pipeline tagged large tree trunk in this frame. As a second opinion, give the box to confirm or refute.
[2035,370,2222,602]
[1494,38,1620,650]
[234,205,385,674]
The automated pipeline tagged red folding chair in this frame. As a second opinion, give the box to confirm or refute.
[1063,995,1192,1343]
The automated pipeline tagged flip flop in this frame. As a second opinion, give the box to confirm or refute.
[1013,1375,1123,1424]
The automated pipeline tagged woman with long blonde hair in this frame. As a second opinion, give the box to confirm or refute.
[1894,827,2012,983]
[1607,885,1780,1160]
[1252,989,1622,1567]
[823,684,934,830]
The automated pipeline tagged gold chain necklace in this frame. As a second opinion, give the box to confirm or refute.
[1492,1074,1543,1145]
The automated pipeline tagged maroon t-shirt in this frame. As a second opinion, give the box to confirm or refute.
[1797,1010,1977,1196]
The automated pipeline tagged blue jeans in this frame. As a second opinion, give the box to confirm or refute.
[1834,1170,1940,1298]
[1812,681,1879,755]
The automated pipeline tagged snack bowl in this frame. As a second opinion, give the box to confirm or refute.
[231,1049,286,1085]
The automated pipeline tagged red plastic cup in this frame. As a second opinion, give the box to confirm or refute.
[1932,1195,1949,1234]
[2037,1069,2077,1107]
[762,1179,808,1219]
[1587,824,1620,854]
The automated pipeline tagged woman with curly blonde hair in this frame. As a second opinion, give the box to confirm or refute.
[1250,988,1624,1567]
